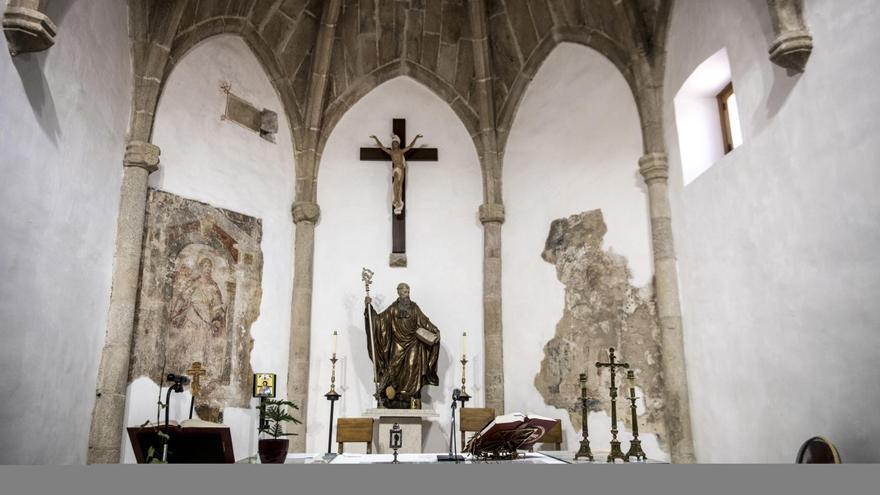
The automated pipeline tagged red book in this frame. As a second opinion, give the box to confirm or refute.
[467,412,560,455]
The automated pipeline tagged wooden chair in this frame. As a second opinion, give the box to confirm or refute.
[796,436,842,463]
[460,407,496,450]
[337,418,374,454]
[533,420,563,451]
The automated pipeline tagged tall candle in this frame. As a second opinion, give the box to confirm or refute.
[462,331,467,357]
[332,330,338,355]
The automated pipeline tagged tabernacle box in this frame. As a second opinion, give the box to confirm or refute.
[465,412,560,458]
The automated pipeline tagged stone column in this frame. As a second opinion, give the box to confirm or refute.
[638,152,695,464]
[287,200,320,452]
[87,141,160,464]
[479,203,505,414]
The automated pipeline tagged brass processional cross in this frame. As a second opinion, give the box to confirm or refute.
[360,118,438,267]
[187,361,207,397]
[595,347,629,463]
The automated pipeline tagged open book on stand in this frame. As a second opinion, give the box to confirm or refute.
[128,419,234,463]
[465,412,560,458]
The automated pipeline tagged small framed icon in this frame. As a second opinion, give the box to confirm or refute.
[253,373,276,398]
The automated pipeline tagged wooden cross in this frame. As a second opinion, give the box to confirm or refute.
[360,118,438,266]
[186,361,207,397]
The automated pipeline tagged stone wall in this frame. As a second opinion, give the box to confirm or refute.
[664,0,880,462]
[0,0,131,464]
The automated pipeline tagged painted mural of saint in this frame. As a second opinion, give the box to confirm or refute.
[167,256,227,378]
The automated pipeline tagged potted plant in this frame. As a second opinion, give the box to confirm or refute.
[257,399,302,463]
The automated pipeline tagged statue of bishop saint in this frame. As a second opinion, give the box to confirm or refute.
[365,283,440,409]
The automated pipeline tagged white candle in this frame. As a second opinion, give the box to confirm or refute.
[332,330,338,355]
[462,331,467,357]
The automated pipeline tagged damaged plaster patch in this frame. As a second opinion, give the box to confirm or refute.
[129,189,263,422]
[535,209,667,446]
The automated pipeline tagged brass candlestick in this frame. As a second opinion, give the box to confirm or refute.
[596,347,630,463]
[458,355,471,408]
[573,372,594,461]
[625,370,647,462]
[324,351,341,454]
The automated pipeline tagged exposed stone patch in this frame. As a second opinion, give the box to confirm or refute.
[129,190,263,422]
[535,209,667,446]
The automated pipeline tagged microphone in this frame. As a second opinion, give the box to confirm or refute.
[452,388,461,401]
[167,373,191,385]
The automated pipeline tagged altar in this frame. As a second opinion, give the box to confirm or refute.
[270,451,666,464]
[363,408,440,454]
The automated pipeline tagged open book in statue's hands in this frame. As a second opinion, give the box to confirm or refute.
[467,412,559,455]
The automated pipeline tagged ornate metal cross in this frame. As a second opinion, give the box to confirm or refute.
[186,361,207,397]
[596,347,630,463]
[360,118,438,267]
[595,347,629,376]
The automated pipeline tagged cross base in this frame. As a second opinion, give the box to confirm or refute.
[607,439,628,463]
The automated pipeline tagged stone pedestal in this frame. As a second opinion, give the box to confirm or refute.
[364,408,439,454]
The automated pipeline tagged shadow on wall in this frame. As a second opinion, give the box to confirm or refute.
[44,0,77,24]
[12,53,61,144]
[7,0,80,144]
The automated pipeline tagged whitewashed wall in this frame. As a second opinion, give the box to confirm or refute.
[310,77,483,453]
[502,43,664,459]
[665,0,880,462]
[0,0,131,464]
[121,35,295,463]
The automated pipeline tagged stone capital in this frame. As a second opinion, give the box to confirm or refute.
[639,153,669,184]
[123,141,160,173]
[768,29,813,73]
[292,201,321,224]
[479,203,505,224]
[766,0,813,72]
[3,2,57,56]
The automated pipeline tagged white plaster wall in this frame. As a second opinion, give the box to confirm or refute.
[311,77,483,453]
[0,0,131,464]
[121,35,295,463]
[502,43,663,459]
[665,0,880,462]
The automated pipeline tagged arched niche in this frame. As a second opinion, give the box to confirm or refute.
[122,34,296,463]
[502,42,668,461]
[309,76,484,453]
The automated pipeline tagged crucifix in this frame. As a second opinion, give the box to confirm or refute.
[186,361,207,419]
[596,347,630,463]
[360,118,438,267]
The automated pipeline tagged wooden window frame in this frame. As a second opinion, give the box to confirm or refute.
[717,82,735,154]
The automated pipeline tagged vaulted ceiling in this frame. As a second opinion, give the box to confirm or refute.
[139,0,671,153]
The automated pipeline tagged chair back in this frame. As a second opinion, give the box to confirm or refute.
[337,417,374,454]
[538,420,563,450]
[796,436,841,463]
[460,408,496,450]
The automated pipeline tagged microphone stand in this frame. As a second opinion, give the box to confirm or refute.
[438,390,463,462]
[161,374,189,462]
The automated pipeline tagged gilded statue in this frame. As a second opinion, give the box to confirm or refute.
[369,133,423,215]
[364,282,440,408]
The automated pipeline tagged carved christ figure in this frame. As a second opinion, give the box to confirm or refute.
[369,133,423,215]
